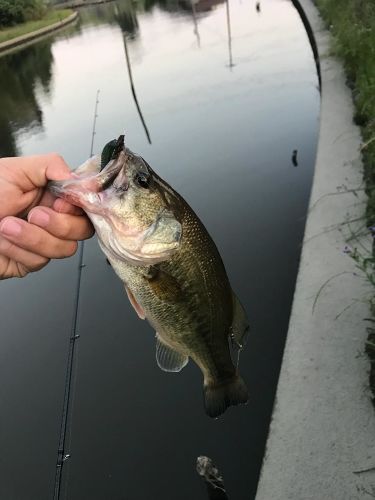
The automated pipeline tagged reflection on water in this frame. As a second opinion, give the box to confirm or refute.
[0,0,226,155]
[190,0,201,48]
[113,0,139,34]
[123,34,152,143]
[0,0,240,156]
[0,0,320,499]
[0,41,54,156]
[225,0,234,69]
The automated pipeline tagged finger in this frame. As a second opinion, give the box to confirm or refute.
[0,217,78,259]
[37,190,86,215]
[52,198,85,216]
[37,190,59,209]
[28,207,94,241]
[0,153,73,192]
[0,235,50,274]
[34,192,84,214]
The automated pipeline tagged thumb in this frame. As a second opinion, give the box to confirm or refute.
[0,154,74,219]
[18,153,73,188]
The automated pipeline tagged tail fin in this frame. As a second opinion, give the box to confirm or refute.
[203,375,248,418]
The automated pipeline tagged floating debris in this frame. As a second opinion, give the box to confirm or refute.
[196,456,229,499]
[292,149,298,167]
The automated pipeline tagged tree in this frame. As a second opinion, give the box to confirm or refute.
[0,0,47,27]
[0,0,24,26]
[21,0,47,21]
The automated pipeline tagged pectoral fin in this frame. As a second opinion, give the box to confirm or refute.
[125,286,146,320]
[156,333,189,372]
[144,267,183,303]
[230,292,249,349]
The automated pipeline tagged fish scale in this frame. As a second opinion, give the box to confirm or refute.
[48,135,249,418]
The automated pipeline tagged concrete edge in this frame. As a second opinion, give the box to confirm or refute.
[0,11,78,56]
[56,0,114,9]
[255,1,375,499]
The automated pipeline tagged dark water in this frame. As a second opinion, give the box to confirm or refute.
[0,0,319,498]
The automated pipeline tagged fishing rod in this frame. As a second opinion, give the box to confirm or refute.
[90,90,100,157]
[53,89,100,500]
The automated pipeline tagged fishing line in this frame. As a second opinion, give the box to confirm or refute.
[53,89,100,500]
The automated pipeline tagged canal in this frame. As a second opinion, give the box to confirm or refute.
[0,0,319,498]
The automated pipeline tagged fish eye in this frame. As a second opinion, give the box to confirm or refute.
[135,172,151,189]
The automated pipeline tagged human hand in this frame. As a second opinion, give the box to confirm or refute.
[0,154,94,279]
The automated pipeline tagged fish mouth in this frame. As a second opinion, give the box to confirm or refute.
[48,135,127,211]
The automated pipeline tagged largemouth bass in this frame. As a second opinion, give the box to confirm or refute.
[49,136,249,418]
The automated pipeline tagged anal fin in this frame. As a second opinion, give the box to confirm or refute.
[156,333,188,372]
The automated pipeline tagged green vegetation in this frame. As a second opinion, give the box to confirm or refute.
[315,0,375,224]
[0,8,72,44]
[0,0,48,27]
[0,37,54,156]
[314,0,375,403]
[366,312,375,406]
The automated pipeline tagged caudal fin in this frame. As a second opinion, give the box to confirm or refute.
[203,375,249,418]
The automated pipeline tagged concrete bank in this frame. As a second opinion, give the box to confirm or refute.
[54,0,113,8]
[0,11,78,56]
[255,1,375,499]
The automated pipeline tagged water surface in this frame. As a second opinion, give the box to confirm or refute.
[0,0,319,498]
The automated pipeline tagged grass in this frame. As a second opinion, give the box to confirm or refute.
[315,0,375,223]
[366,311,375,406]
[314,0,375,403]
[0,9,73,44]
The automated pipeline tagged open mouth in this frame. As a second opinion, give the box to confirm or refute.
[48,135,127,210]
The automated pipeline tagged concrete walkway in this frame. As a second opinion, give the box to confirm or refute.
[0,11,78,56]
[255,1,375,499]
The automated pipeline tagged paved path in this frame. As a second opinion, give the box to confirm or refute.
[255,1,375,499]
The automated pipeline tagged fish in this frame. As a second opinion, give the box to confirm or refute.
[49,135,249,418]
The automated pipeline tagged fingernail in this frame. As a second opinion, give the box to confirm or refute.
[29,209,50,227]
[0,219,22,236]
